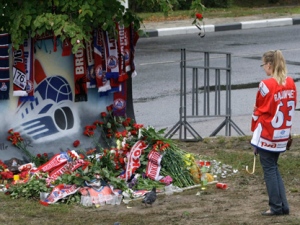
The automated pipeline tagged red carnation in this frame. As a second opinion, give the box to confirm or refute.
[73,140,80,147]
[106,104,113,112]
[196,13,203,20]
[100,112,107,118]
[7,129,14,134]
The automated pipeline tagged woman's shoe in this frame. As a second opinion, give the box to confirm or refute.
[261,209,282,216]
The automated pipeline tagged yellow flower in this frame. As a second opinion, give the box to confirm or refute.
[116,139,121,150]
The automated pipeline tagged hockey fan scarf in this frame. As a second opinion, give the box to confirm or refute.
[94,29,111,93]
[74,47,88,102]
[0,33,10,100]
[13,44,27,97]
[145,149,164,181]
[130,23,140,77]
[19,37,35,102]
[85,38,96,88]
[116,23,129,82]
[112,24,135,116]
[119,140,148,181]
[103,30,120,90]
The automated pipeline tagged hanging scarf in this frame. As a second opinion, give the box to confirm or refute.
[13,44,27,97]
[130,23,140,78]
[0,33,10,100]
[19,36,35,102]
[116,23,129,83]
[61,38,72,57]
[112,24,134,116]
[74,47,88,102]
[104,30,120,88]
[85,37,96,88]
[94,29,111,93]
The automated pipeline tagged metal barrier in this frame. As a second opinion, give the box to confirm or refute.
[165,49,245,141]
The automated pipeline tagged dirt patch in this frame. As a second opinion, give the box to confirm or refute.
[80,136,300,225]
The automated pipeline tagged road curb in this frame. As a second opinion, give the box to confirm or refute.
[142,17,300,38]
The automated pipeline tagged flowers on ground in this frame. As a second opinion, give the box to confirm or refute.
[3,107,211,206]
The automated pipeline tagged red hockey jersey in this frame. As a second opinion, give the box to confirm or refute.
[251,76,297,152]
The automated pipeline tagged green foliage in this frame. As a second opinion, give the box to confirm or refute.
[0,0,206,53]
[202,0,233,8]
[8,173,51,200]
[0,0,141,53]
[129,0,204,15]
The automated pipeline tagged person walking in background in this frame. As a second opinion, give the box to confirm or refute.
[250,50,297,216]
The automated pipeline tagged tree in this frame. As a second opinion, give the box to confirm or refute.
[0,0,204,53]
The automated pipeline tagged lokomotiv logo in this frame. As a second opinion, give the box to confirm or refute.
[261,142,276,148]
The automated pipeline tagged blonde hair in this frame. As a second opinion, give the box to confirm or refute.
[262,50,287,85]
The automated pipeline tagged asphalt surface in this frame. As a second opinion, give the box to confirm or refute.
[142,13,300,35]
[138,13,300,140]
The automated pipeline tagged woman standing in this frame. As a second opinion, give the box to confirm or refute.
[251,50,297,216]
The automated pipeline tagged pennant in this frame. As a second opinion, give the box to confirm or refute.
[113,82,127,116]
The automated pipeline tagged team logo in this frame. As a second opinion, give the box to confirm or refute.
[113,98,126,110]
[26,80,34,93]
[261,142,276,148]
[124,50,130,62]
[95,65,103,79]
[107,56,118,69]
[0,82,7,91]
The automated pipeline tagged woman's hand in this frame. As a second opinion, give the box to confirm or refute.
[253,105,257,112]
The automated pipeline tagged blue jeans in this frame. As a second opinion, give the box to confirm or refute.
[257,148,289,214]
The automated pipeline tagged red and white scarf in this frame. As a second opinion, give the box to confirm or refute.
[119,140,147,181]
[74,47,88,102]
[19,36,35,102]
[145,149,164,181]
[12,44,27,97]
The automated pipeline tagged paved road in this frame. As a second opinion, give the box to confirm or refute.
[132,24,300,139]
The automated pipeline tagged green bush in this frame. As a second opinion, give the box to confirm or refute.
[178,0,194,10]
[129,0,196,13]
[129,0,161,12]
[202,0,233,8]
